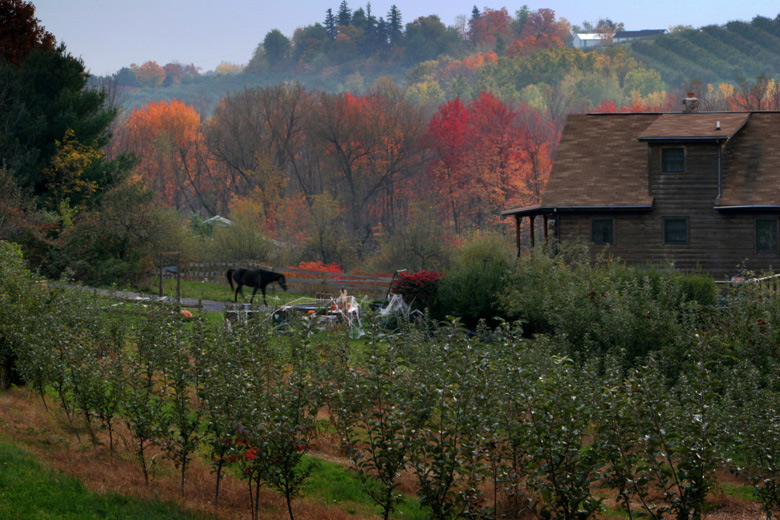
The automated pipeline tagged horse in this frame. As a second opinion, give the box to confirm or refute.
[227,268,288,305]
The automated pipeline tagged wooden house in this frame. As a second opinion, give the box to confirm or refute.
[503,105,780,278]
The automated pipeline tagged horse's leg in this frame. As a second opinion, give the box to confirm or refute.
[261,284,268,306]
[250,286,258,304]
[235,283,243,302]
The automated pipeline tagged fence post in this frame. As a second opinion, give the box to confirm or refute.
[158,254,163,298]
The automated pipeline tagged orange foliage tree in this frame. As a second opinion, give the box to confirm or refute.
[310,87,427,247]
[135,61,166,88]
[506,33,564,58]
[118,100,220,214]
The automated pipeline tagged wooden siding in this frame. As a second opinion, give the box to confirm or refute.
[555,141,780,278]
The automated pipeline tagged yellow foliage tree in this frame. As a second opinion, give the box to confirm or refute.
[42,129,101,211]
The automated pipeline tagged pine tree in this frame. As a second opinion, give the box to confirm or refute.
[468,6,481,43]
[375,17,389,51]
[387,5,402,45]
[325,8,337,39]
[337,0,352,27]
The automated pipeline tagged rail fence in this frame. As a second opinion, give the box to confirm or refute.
[179,262,394,297]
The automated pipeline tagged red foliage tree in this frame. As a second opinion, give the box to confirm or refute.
[0,0,55,66]
[467,7,511,47]
[426,97,471,234]
[520,8,571,42]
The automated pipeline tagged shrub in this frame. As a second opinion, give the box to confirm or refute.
[434,232,514,328]
[499,244,704,367]
[391,270,442,309]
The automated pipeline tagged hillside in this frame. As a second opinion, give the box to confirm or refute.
[96,10,780,117]
[629,15,780,86]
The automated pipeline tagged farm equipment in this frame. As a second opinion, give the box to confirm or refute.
[271,288,364,335]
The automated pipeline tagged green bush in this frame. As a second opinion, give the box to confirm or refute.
[0,241,47,389]
[499,244,706,367]
[434,232,514,329]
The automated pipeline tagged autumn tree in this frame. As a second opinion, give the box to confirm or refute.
[292,23,329,63]
[135,61,165,88]
[309,84,427,249]
[41,129,102,211]
[464,92,525,227]
[467,7,511,48]
[119,100,218,214]
[205,84,311,217]
[729,74,779,110]
[0,0,55,66]
[426,97,471,234]
[163,62,184,86]
[520,8,571,43]
[214,61,243,75]
[515,106,557,206]
[506,33,564,57]
[426,94,556,233]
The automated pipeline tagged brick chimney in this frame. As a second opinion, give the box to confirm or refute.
[682,92,699,113]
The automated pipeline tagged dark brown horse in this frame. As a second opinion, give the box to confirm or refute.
[227,268,288,305]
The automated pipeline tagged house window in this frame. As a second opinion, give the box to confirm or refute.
[664,218,688,244]
[592,219,614,245]
[756,219,778,254]
[662,147,685,172]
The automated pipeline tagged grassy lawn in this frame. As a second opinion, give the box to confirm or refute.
[0,440,212,520]
[162,278,315,305]
[301,456,428,520]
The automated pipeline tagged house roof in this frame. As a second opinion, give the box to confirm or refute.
[614,29,666,39]
[504,111,780,216]
[719,112,780,207]
[638,113,749,141]
[574,33,602,40]
[540,113,657,209]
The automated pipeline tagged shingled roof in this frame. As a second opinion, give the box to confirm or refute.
[638,113,748,141]
[540,113,657,209]
[504,111,780,216]
[719,112,780,207]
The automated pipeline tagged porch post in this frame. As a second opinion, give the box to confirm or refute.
[543,214,549,244]
[515,214,522,256]
[529,214,536,248]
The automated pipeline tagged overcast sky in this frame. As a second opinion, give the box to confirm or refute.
[32,0,780,76]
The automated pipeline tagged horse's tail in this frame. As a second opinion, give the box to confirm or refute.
[226,269,235,292]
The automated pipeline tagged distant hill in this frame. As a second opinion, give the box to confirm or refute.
[100,11,780,116]
[115,63,414,116]
[627,15,780,86]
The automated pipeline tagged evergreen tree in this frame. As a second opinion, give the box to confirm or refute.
[352,7,367,30]
[337,0,352,27]
[324,8,337,39]
[263,29,291,66]
[0,48,117,195]
[387,5,402,45]
[468,6,481,44]
[375,17,389,51]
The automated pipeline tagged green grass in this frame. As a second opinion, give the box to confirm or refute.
[161,278,309,305]
[719,481,759,502]
[0,440,213,520]
[301,456,428,520]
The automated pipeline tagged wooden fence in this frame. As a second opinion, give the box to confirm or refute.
[179,262,394,297]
